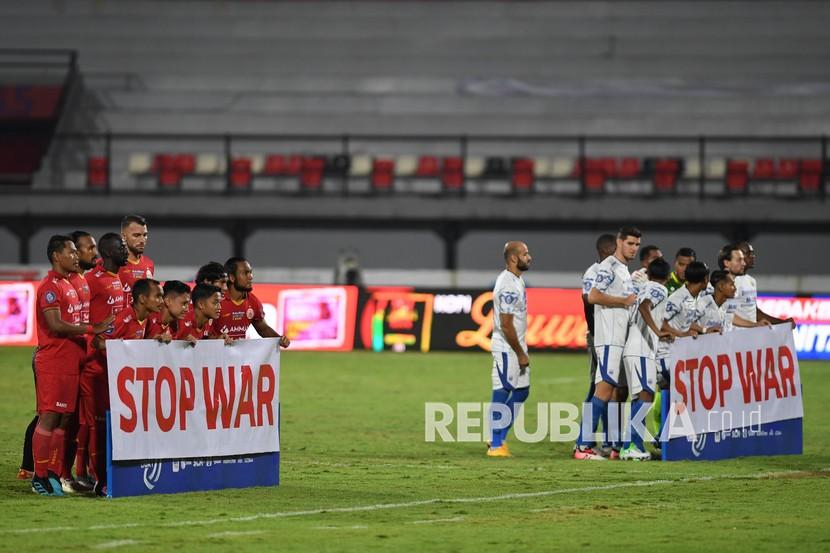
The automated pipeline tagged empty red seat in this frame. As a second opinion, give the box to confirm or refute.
[574,158,618,180]
[726,160,749,193]
[800,159,824,193]
[653,159,679,191]
[300,157,325,190]
[618,158,640,179]
[416,156,440,177]
[264,154,302,176]
[372,159,395,190]
[777,159,799,179]
[230,157,252,189]
[264,155,287,175]
[752,158,775,179]
[87,157,108,188]
[584,170,605,192]
[155,154,181,188]
[287,155,303,175]
[442,157,464,191]
[801,159,823,174]
[175,154,196,175]
[511,158,534,192]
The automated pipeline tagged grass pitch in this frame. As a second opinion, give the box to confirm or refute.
[1,346,829,552]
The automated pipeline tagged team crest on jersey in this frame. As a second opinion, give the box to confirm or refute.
[145,269,152,277]
[45,291,57,303]
[499,291,519,305]
[594,272,613,285]
[246,308,254,319]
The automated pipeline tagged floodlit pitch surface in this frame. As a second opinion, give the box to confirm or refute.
[1,347,828,551]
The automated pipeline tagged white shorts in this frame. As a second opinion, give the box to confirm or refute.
[491,350,530,391]
[593,345,624,386]
[623,355,656,397]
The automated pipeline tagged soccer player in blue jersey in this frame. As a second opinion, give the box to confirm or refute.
[573,234,616,458]
[621,258,673,460]
[574,227,640,460]
[486,241,532,458]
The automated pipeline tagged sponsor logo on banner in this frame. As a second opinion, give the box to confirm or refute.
[106,338,280,461]
[454,289,587,351]
[357,287,587,353]
[667,324,803,439]
[142,462,162,490]
[665,419,803,461]
[109,452,279,498]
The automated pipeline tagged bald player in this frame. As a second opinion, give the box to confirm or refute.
[486,241,532,458]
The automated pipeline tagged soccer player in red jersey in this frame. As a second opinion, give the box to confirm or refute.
[177,283,231,343]
[145,280,191,342]
[87,278,164,496]
[219,257,290,347]
[31,236,112,496]
[195,262,228,294]
[118,214,155,295]
[18,231,98,485]
[61,231,98,492]
[109,278,164,339]
[82,233,129,494]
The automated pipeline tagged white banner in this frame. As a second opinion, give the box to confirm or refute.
[668,324,803,438]
[106,339,280,461]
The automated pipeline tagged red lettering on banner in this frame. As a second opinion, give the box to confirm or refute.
[118,366,137,432]
[257,363,276,426]
[234,365,256,429]
[736,350,762,403]
[685,358,699,411]
[674,360,688,406]
[716,354,733,408]
[699,356,717,411]
[179,367,195,430]
[136,367,154,431]
[778,346,796,398]
[763,347,782,401]
[156,366,176,432]
[203,366,235,430]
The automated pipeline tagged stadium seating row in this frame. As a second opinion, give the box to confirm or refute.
[85,154,828,194]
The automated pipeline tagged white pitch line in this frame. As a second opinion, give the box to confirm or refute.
[1,469,823,536]
[206,530,266,539]
[408,516,466,525]
[312,525,369,530]
[94,540,141,549]
[282,461,461,470]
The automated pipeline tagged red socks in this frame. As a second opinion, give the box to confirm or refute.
[32,424,53,478]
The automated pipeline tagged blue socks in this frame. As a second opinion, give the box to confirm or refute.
[489,389,510,447]
[628,399,645,450]
[578,396,607,448]
[489,387,529,447]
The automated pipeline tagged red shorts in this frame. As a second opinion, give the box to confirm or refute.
[36,370,80,415]
[79,362,110,425]
[34,342,85,375]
